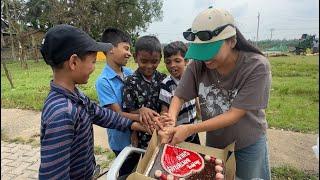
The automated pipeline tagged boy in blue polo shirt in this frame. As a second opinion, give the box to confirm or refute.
[95,28,146,176]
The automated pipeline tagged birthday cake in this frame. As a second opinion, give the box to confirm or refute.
[146,144,225,180]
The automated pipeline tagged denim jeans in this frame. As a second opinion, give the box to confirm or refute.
[235,134,271,180]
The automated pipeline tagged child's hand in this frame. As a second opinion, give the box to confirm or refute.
[153,116,165,131]
[131,131,139,147]
[131,122,153,135]
[138,107,160,131]
[160,113,176,127]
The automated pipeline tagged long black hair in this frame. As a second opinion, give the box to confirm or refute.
[233,28,264,56]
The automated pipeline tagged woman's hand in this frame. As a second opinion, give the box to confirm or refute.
[159,124,194,145]
[158,128,173,144]
[169,124,194,145]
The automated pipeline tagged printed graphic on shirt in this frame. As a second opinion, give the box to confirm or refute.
[198,82,238,118]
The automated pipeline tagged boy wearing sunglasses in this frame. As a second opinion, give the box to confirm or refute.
[160,7,272,180]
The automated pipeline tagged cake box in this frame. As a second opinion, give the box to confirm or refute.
[127,132,236,180]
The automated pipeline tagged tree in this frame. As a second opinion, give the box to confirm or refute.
[2,0,30,69]
[23,0,163,40]
[24,0,51,30]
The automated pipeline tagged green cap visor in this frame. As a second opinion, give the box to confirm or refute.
[185,40,224,61]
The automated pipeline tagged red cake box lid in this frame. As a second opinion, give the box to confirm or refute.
[161,144,205,178]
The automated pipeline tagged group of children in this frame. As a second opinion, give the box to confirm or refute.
[39,24,200,179]
[95,29,201,176]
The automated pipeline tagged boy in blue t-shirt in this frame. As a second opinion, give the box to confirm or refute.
[95,28,147,176]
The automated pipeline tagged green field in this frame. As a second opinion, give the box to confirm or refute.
[1,55,319,133]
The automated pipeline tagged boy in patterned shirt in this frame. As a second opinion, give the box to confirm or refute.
[123,35,167,149]
[159,41,200,144]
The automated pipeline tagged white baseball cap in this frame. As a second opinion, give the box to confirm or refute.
[184,7,236,61]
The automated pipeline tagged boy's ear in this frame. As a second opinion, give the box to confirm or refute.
[68,54,79,71]
[184,60,188,66]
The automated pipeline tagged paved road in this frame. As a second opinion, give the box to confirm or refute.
[1,141,109,179]
[1,108,319,179]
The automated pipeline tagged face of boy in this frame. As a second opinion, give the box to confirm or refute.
[111,42,132,66]
[164,52,187,80]
[135,50,161,79]
[72,52,97,84]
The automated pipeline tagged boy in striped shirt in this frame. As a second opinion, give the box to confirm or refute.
[39,24,145,179]
[159,41,200,144]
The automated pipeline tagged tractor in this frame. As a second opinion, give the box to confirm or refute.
[293,34,318,55]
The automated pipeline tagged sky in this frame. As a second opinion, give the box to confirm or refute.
[140,0,319,43]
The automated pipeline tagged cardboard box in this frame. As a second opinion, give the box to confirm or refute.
[127,132,236,180]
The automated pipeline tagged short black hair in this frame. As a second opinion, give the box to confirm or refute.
[135,35,162,56]
[101,27,132,47]
[163,41,188,59]
[53,51,96,69]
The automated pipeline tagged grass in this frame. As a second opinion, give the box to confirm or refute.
[271,166,319,180]
[1,128,40,147]
[265,55,319,133]
[1,55,319,133]
[94,145,116,169]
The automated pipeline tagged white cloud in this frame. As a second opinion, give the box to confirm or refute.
[141,0,319,43]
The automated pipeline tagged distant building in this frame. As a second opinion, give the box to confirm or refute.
[1,18,10,48]
[1,18,45,60]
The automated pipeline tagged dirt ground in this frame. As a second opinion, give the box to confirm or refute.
[1,108,319,173]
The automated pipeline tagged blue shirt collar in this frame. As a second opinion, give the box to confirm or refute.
[103,64,118,80]
[103,63,132,80]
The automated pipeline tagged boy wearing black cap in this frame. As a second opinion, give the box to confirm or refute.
[39,24,141,179]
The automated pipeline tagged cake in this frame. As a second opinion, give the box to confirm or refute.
[146,144,225,180]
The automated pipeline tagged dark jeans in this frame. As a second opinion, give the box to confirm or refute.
[113,150,140,177]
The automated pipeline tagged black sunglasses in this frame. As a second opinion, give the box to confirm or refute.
[183,24,235,41]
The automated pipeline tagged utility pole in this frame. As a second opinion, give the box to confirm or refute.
[256,12,260,46]
[270,28,274,40]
